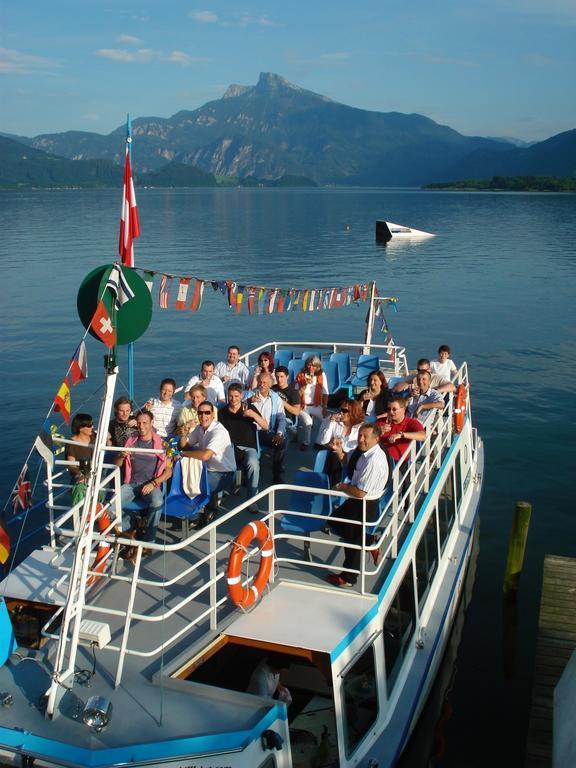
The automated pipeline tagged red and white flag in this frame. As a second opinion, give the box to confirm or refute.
[91,299,116,348]
[159,274,172,309]
[175,278,191,310]
[189,279,204,312]
[69,340,88,385]
[118,145,141,268]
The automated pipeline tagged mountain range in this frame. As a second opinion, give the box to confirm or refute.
[2,72,574,187]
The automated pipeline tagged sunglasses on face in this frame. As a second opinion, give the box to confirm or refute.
[340,407,349,413]
[198,410,212,416]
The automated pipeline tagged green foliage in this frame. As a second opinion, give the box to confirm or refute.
[424,175,576,192]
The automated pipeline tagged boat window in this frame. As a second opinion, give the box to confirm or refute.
[383,565,416,694]
[415,512,439,608]
[437,470,456,552]
[341,645,379,758]
[454,448,463,511]
[257,758,277,768]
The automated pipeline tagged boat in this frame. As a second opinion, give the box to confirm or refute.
[0,265,484,768]
[375,220,435,243]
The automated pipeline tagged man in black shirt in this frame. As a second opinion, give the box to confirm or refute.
[219,383,268,512]
[272,366,301,425]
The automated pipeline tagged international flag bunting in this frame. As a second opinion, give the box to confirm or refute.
[235,285,244,314]
[143,271,154,293]
[227,282,237,309]
[69,341,88,385]
[387,335,396,362]
[106,264,135,310]
[54,377,71,424]
[175,278,190,310]
[11,464,32,515]
[247,287,256,315]
[276,290,285,313]
[34,421,54,469]
[118,144,141,268]
[189,279,204,312]
[257,288,267,315]
[0,518,9,565]
[266,289,277,314]
[91,298,116,348]
[159,274,172,309]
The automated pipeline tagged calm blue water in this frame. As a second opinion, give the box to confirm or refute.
[1,188,575,765]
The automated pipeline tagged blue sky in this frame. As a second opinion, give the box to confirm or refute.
[1,0,574,141]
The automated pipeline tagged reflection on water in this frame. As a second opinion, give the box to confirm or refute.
[398,524,480,768]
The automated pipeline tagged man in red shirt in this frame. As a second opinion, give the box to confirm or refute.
[377,396,426,463]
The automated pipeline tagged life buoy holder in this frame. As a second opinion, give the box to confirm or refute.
[87,504,113,587]
[453,384,467,434]
[227,521,274,609]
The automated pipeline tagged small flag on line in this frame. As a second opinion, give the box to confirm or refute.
[69,341,88,385]
[53,377,71,425]
[11,464,32,515]
[34,422,54,469]
[0,518,10,565]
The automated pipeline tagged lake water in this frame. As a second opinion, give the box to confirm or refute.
[1,188,575,766]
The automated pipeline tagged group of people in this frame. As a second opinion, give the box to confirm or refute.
[66,343,457,576]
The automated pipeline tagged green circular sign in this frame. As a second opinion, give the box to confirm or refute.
[77,264,153,345]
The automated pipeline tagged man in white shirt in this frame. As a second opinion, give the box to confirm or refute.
[144,378,182,438]
[327,423,389,588]
[184,360,225,406]
[181,401,236,527]
[215,345,250,390]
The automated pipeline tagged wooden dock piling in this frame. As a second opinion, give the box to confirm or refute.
[503,501,532,597]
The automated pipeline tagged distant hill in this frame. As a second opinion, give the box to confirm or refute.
[0,135,122,188]
[425,175,576,191]
[3,74,575,186]
[138,161,216,187]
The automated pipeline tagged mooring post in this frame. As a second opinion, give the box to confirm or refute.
[503,501,532,597]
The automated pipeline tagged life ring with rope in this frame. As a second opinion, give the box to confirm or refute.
[87,504,113,587]
[227,520,274,609]
[453,383,467,434]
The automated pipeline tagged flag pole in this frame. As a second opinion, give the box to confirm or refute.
[126,113,135,401]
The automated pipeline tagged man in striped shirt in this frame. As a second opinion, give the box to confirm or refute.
[215,345,250,390]
[144,378,182,439]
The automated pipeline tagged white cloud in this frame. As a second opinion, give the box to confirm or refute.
[96,46,210,66]
[189,10,219,23]
[167,50,211,65]
[117,34,143,46]
[96,47,156,63]
[0,47,61,75]
[235,13,277,28]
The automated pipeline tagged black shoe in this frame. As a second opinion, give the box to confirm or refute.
[195,509,215,529]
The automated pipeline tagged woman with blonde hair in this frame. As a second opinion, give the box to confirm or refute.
[295,355,329,450]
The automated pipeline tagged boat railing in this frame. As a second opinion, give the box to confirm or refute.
[242,340,409,378]
[39,364,472,687]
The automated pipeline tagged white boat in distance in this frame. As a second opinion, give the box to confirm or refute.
[375,220,435,243]
[0,280,483,768]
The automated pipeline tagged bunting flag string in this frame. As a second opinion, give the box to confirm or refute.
[11,464,32,516]
[133,266,374,318]
[159,274,172,309]
[53,377,71,425]
[69,341,88,385]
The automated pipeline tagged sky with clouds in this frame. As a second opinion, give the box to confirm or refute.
[1,0,574,141]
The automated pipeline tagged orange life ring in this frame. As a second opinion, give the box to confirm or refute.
[87,504,113,586]
[227,521,274,609]
[453,384,467,434]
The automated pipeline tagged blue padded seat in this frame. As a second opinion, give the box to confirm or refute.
[279,470,333,561]
[301,350,324,362]
[274,349,295,368]
[346,354,380,388]
[329,352,352,387]
[164,460,210,536]
[287,358,302,383]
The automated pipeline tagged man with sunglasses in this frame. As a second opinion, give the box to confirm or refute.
[180,401,236,527]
